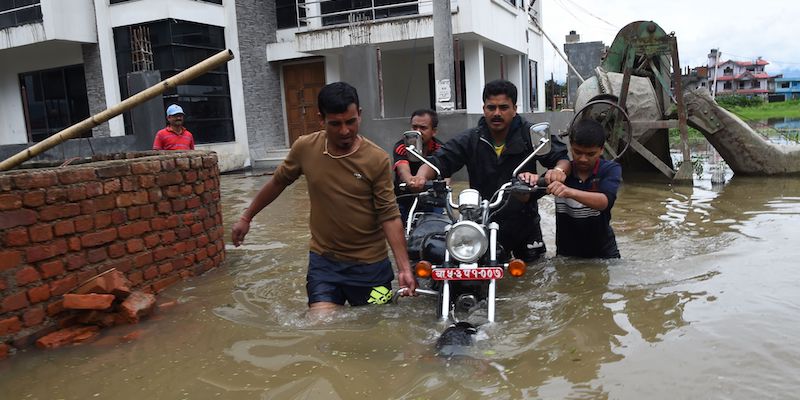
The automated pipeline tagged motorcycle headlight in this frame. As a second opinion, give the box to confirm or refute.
[445,221,488,263]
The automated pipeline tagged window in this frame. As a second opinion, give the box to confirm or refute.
[781,82,790,89]
[723,67,733,76]
[276,0,306,29]
[0,0,42,30]
[19,65,91,142]
[738,81,745,89]
[723,82,732,90]
[113,20,234,144]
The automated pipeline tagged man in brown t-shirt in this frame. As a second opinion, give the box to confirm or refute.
[231,82,418,314]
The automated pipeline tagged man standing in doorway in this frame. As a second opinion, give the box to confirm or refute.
[231,82,417,314]
[153,104,195,150]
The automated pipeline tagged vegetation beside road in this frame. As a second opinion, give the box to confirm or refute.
[717,96,800,120]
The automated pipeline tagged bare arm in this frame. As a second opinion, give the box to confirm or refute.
[231,178,289,246]
[548,181,609,210]
[396,162,414,184]
[381,217,418,296]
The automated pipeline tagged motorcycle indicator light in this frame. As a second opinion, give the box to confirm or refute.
[445,220,488,263]
[508,259,526,277]
[415,260,432,278]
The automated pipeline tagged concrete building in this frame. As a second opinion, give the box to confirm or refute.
[774,77,800,101]
[0,0,546,171]
[563,30,605,108]
[706,49,777,99]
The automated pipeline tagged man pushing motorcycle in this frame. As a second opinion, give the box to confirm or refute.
[408,80,571,262]
[231,82,417,316]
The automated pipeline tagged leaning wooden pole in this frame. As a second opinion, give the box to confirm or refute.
[0,49,235,172]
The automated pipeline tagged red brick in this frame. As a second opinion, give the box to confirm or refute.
[139,174,156,188]
[0,193,22,210]
[87,248,108,263]
[115,192,134,207]
[63,294,115,310]
[4,227,29,246]
[0,250,23,272]
[39,203,80,222]
[58,168,96,184]
[74,215,94,232]
[119,291,156,323]
[109,243,126,259]
[207,244,218,257]
[132,191,149,205]
[107,258,133,273]
[46,187,67,204]
[171,199,186,212]
[184,170,198,183]
[126,238,145,253]
[185,239,197,252]
[181,213,195,225]
[111,209,127,225]
[139,204,155,219]
[133,252,153,268]
[23,307,45,327]
[143,266,159,280]
[195,248,209,261]
[157,171,183,187]
[153,246,176,261]
[157,262,173,275]
[15,266,41,286]
[39,260,65,278]
[66,253,88,270]
[190,222,204,235]
[144,234,160,248]
[85,181,103,197]
[50,274,78,296]
[79,199,96,214]
[185,197,201,209]
[118,221,151,240]
[0,278,5,291]
[81,228,118,247]
[194,182,206,195]
[25,239,67,263]
[94,212,112,229]
[28,224,53,243]
[173,241,187,254]
[131,160,162,174]
[0,317,22,335]
[77,310,116,327]
[190,157,203,169]
[96,164,131,178]
[0,208,37,230]
[197,235,209,248]
[152,275,181,293]
[75,269,131,297]
[162,159,176,170]
[175,158,190,170]
[67,237,82,251]
[128,271,143,286]
[161,230,176,244]
[176,227,191,240]
[150,217,166,230]
[121,176,138,192]
[157,200,172,214]
[36,326,100,349]
[13,171,57,189]
[2,291,29,312]
[166,215,180,228]
[46,299,64,316]
[147,189,162,203]
[66,186,87,202]
[0,343,8,360]
[127,206,141,220]
[93,194,117,211]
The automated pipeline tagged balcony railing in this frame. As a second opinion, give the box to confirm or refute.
[0,2,42,30]
[279,0,427,30]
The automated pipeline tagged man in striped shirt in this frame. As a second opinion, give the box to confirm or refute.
[153,104,195,151]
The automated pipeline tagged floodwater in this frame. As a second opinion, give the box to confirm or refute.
[3,162,800,400]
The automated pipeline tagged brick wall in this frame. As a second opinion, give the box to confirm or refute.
[0,151,225,355]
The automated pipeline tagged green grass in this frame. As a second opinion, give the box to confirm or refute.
[721,99,800,121]
[668,126,705,146]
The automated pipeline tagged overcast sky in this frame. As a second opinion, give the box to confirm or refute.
[539,0,800,82]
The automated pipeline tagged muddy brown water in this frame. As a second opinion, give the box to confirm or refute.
[2,167,800,399]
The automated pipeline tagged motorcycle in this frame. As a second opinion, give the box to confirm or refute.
[397,123,553,326]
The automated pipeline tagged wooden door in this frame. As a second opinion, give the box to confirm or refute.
[283,61,326,145]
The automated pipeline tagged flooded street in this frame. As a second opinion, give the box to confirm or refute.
[3,166,800,399]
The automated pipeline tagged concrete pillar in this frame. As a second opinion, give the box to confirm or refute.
[507,54,523,109]
[81,44,110,138]
[432,0,454,111]
[235,0,286,159]
[463,40,485,114]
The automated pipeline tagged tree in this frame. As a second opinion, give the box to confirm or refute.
[544,78,566,110]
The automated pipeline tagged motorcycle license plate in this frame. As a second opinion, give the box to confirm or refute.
[431,267,504,281]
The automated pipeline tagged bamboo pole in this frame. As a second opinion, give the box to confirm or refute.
[0,49,235,172]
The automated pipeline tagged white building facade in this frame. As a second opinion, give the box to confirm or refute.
[0,0,545,171]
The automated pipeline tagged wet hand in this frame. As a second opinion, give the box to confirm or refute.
[397,269,418,296]
[517,172,538,186]
[545,167,567,184]
[231,217,251,247]
[548,181,572,198]
[407,176,426,192]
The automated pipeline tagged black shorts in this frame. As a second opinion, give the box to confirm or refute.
[306,252,395,306]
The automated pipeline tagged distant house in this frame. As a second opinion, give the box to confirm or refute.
[774,78,800,101]
[706,49,777,99]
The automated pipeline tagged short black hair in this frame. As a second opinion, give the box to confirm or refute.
[410,109,438,128]
[318,82,359,117]
[482,80,517,104]
[570,119,607,148]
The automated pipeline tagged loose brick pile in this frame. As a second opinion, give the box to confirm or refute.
[0,150,226,359]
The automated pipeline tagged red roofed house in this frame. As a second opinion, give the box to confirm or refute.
[706,48,777,99]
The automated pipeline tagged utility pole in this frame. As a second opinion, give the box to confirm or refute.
[432,0,455,111]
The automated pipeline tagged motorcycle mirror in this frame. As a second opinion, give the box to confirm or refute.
[403,130,424,162]
[529,122,552,155]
